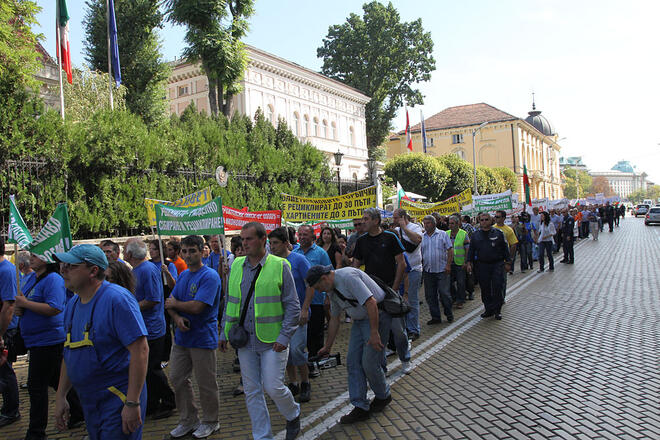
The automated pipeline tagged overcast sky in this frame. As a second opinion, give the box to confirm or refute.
[36,0,660,183]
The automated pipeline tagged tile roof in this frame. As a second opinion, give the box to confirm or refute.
[397,103,518,135]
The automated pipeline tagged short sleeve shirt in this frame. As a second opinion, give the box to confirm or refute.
[0,259,18,330]
[20,272,67,347]
[395,222,424,271]
[493,224,519,247]
[330,267,385,320]
[171,266,221,349]
[132,261,166,340]
[421,229,453,272]
[353,230,404,285]
[286,252,311,312]
[293,243,332,305]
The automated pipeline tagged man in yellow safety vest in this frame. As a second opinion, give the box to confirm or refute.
[446,215,470,309]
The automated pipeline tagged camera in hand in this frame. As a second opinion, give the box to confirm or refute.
[308,353,341,371]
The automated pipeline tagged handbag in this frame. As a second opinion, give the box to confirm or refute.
[228,265,262,349]
[7,278,41,360]
[398,229,419,254]
[369,275,411,317]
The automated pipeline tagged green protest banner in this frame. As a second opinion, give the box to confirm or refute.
[25,203,73,263]
[7,195,33,248]
[155,197,225,236]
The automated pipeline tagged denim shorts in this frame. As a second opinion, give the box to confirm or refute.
[287,323,308,366]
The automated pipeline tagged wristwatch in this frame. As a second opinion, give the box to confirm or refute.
[125,400,140,408]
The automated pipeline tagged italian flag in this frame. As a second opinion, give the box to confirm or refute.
[57,0,73,84]
[523,163,532,206]
[405,108,412,152]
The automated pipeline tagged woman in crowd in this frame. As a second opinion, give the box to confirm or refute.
[105,261,136,293]
[536,212,556,273]
[588,210,600,241]
[317,226,343,269]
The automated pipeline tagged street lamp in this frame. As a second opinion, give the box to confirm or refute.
[334,150,344,195]
[472,121,489,195]
[366,157,376,184]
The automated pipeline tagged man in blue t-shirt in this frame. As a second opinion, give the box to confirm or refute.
[165,235,221,439]
[124,239,175,419]
[293,224,331,362]
[0,237,20,427]
[54,244,149,440]
[268,227,314,403]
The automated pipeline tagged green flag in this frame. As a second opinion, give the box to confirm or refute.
[25,203,73,263]
[7,195,33,248]
[155,197,224,236]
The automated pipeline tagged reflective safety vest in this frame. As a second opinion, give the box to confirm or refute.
[224,254,289,343]
[447,229,467,265]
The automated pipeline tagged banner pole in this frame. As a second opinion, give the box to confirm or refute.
[14,244,22,297]
[157,233,167,285]
[218,234,227,300]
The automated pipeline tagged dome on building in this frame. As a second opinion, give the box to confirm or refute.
[611,160,635,173]
[524,98,555,136]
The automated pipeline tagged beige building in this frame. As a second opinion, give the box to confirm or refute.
[166,46,371,180]
[590,161,649,199]
[387,102,563,199]
[34,43,60,110]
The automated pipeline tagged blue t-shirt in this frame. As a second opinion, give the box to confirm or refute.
[171,266,221,349]
[20,271,36,291]
[0,259,18,330]
[522,222,537,243]
[64,282,147,381]
[286,252,311,312]
[20,272,67,347]
[207,250,232,272]
[132,261,165,340]
[293,243,331,305]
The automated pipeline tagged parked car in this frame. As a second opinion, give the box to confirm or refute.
[635,204,650,216]
[645,207,660,225]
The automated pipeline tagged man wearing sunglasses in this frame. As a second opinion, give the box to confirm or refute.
[465,213,510,320]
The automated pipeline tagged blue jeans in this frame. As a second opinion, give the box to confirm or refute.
[405,270,422,335]
[449,264,466,304]
[538,241,554,271]
[422,272,453,320]
[347,313,391,411]
[238,347,300,440]
[518,241,533,271]
[380,313,410,366]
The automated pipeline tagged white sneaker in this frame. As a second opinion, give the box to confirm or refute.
[344,316,352,323]
[402,361,412,375]
[407,340,412,351]
[170,422,200,439]
[384,348,395,357]
[193,422,220,439]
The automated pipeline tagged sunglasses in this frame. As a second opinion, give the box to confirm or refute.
[60,262,86,271]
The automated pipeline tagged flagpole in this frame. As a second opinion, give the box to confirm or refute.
[106,0,114,110]
[55,3,65,120]
[14,244,22,297]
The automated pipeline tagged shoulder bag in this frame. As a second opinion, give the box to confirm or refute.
[228,265,262,349]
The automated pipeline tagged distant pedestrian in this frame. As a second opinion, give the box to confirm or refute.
[560,209,575,264]
[536,212,556,273]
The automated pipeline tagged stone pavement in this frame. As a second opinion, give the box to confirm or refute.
[2,217,658,439]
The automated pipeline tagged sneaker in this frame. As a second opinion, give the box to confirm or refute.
[170,422,200,439]
[309,364,321,378]
[401,361,412,375]
[537,269,544,273]
[160,361,169,369]
[384,348,395,357]
[426,318,442,325]
[340,407,370,424]
[446,316,454,323]
[288,382,300,396]
[0,413,20,428]
[409,332,419,341]
[232,383,244,396]
[299,382,311,402]
[285,415,301,439]
[407,339,412,351]
[369,394,392,413]
[344,316,352,323]
[192,422,220,439]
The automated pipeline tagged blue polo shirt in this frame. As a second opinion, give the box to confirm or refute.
[0,259,18,330]
[20,272,66,347]
[171,266,221,349]
[132,261,165,340]
[207,250,232,272]
[286,252,311,313]
[293,243,332,305]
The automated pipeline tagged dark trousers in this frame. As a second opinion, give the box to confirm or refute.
[26,344,83,439]
[563,235,574,263]
[449,264,466,304]
[423,271,453,320]
[519,241,533,271]
[538,241,554,270]
[474,262,505,315]
[581,220,590,238]
[615,215,620,226]
[0,361,19,417]
[465,269,475,296]
[307,304,325,357]
[607,217,614,232]
[554,229,562,252]
[146,335,175,414]
[162,311,172,362]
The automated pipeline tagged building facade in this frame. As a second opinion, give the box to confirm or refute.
[166,46,371,180]
[590,161,649,199]
[387,102,563,199]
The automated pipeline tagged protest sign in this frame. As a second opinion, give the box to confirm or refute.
[145,187,212,227]
[444,188,473,207]
[531,197,549,211]
[548,198,569,210]
[25,204,73,263]
[155,197,224,236]
[222,206,281,233]
[7,195,33,248]
[281,186,377,222]
[472,190,513,211]
[400,198,460,219]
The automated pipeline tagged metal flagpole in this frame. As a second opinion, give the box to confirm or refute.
[55,4,65,120]
[106,0,114,110]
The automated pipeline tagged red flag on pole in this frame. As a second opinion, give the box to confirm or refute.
[405,108,412,152]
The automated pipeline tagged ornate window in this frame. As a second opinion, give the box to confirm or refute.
[322,119,328,138]
[349,126,355,146]
[266,105,275,124]
[452,134,464,144]
[331,122,337,140]
[313,117,319,137]
[303,115,309,136]
[293,112,300,136]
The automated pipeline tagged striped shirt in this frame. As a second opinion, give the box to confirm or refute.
[421,228,453,273]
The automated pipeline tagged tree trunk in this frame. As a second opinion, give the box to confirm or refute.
[223,91,234,118]
[207,74,218,116]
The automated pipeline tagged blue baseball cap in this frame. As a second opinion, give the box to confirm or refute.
[54,244,109,271]
[305,264,333,287]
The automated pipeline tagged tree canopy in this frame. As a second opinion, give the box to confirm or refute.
[318,1,435,158]
[0,0,43,90]
[384,153,449,201]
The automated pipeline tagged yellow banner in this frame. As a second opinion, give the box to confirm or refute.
[401,198,460,220]
[446,188,472,207]
[145,187,213,227]
[281,186,377,222]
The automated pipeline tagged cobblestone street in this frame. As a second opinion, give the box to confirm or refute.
[3,217,658,439]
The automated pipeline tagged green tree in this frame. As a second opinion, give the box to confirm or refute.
[0,0,43,90]
[384,153,449,201]
[563,168,592,199]
[436,154,474,200]
[83,0,170,125]
[56,67,128,122]
[492,167,518,193]
[476,166,505,195]
[318,1,435,157]
[166,0,253,117]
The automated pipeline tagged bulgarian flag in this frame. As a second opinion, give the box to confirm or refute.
[405,108,412,152]
[396,181,410,208]
[523,163,532,206]
[56,0,73,84]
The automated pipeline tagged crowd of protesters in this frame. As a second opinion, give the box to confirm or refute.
[0,200,627,439]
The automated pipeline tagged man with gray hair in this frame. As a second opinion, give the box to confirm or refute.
[421,215,454,324]
[123,239,175,419]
